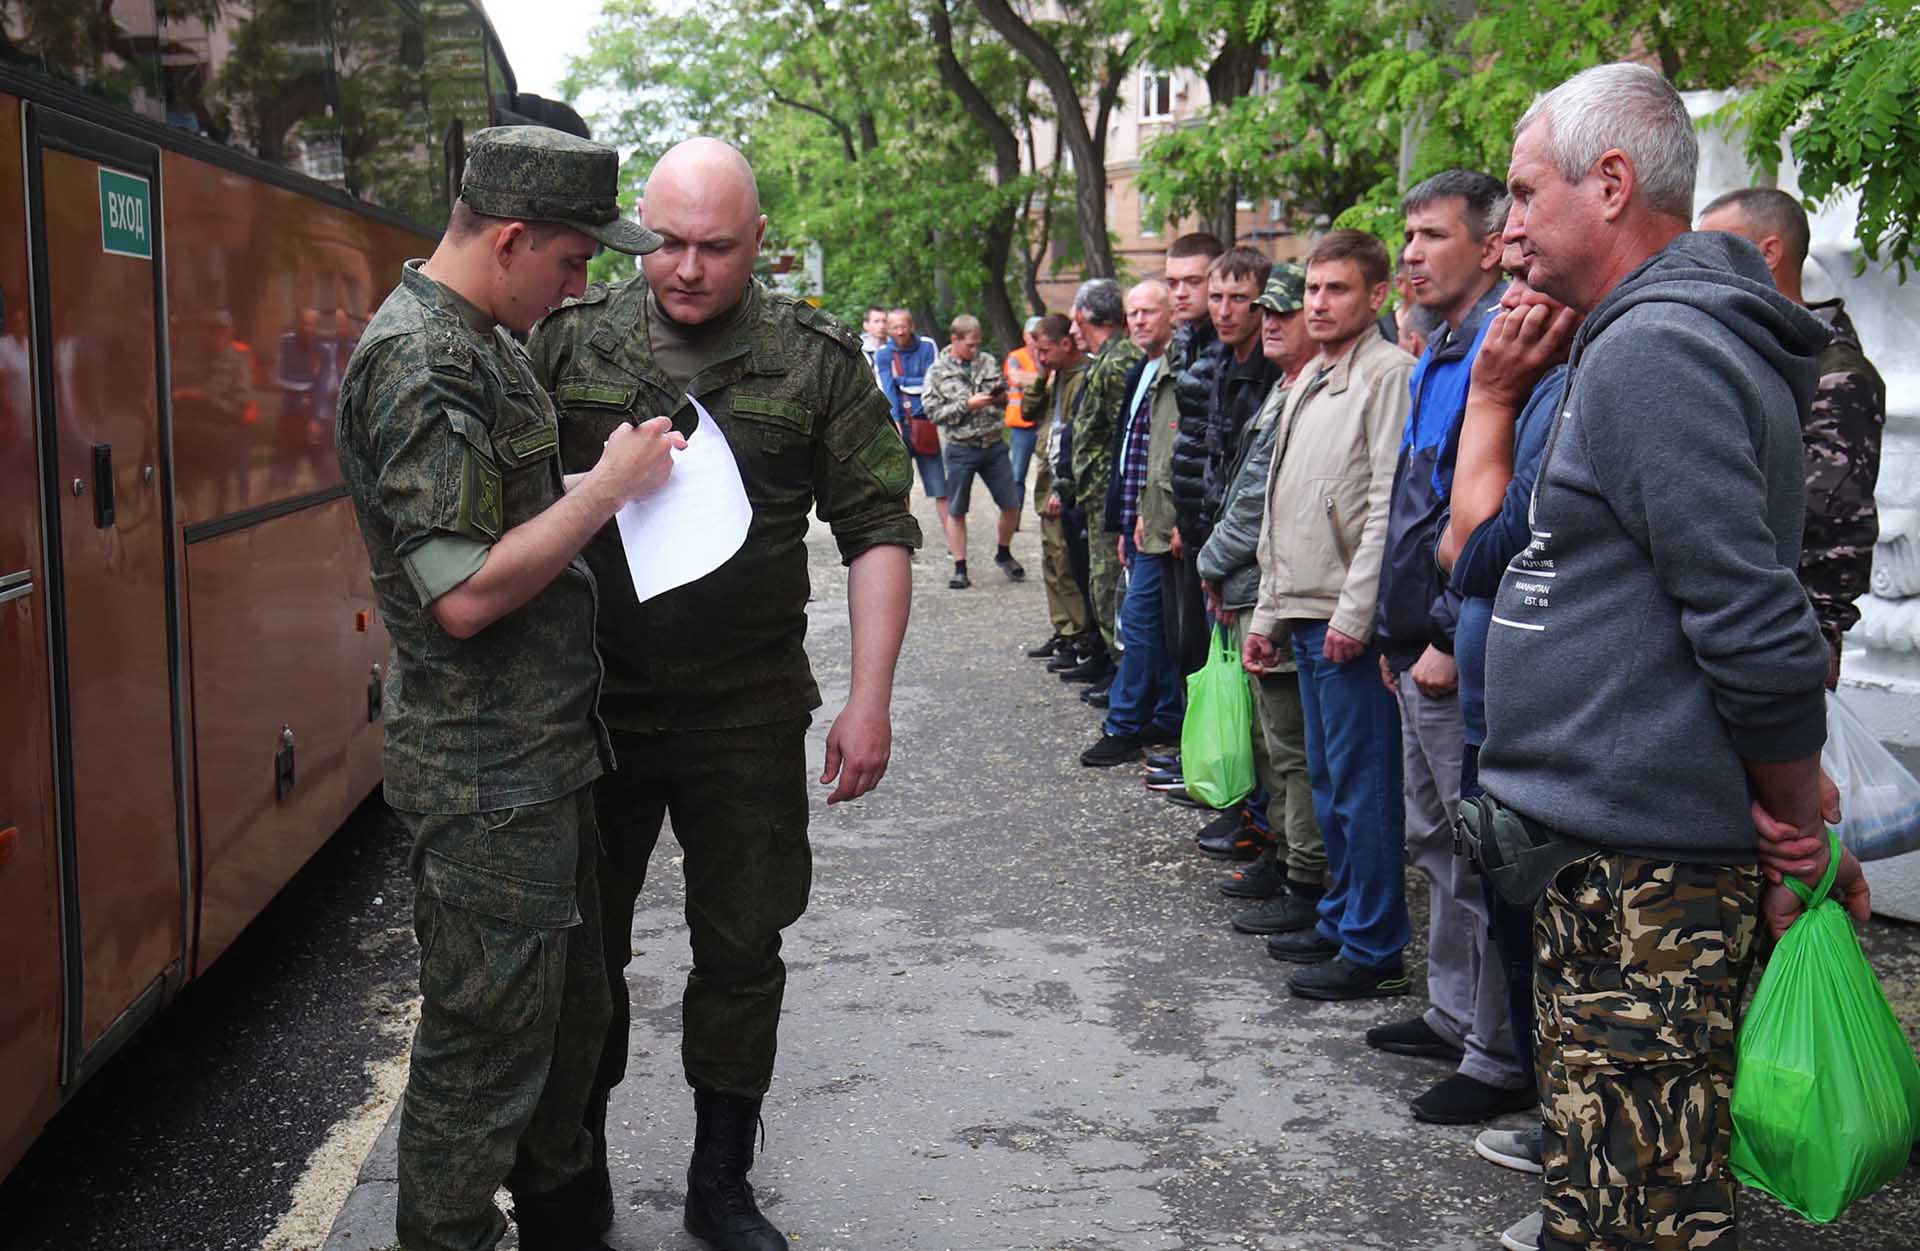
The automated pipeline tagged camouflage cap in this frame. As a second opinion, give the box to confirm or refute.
[459,126,660,255]
[1256,261,1307,315]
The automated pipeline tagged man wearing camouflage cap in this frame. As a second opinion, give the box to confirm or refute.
[336,125,677,1251]
[528,137,918,1251]
[1198,262,1327,926]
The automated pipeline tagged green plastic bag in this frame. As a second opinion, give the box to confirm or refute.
[1729,834,1920,1222]
[1179,625,1255,809]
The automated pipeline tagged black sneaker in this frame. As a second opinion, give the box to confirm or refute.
[1080,733,1144,767]
[1163,788,1209,810]
[1265,928,1340,963]
[1082,674,1113,700]
[1196,818,1269,861]
[996,551,1027,581]
[1411,1073,1537,1125]
[1082,686,1110,708]
[1288,955,1410,1000]
[1143,768,1183,789]
[1230,886,1321,933]
[1365,1016,1465,1062]
[949,569,971,589]
[1027,634,1068,659]
[1058,654,1112,684]
[1046,644,1086,672]
[1145,751,1180,771]
[1217,851,1283,901]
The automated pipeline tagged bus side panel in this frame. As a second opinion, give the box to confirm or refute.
[186,500,381,971]
[0,90,66,1180]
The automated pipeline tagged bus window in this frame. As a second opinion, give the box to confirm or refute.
[156,0,344,186]
[422,0,490,218]
[0,0,164,120]
[336,0,441,226]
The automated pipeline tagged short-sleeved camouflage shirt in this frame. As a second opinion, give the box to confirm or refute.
[336,261,608,813]
[922,346,1006,447]
[527,279,921,733]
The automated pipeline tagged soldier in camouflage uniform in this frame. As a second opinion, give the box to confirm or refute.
[1698,188,1888,686]
[1070,278,1145,660]
[335,127,676,1251]
[921,313,1026,588]
[526,138,918,1251]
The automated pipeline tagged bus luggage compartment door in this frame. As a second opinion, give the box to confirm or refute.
[27,109,186,1075]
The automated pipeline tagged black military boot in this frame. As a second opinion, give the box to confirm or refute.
[511,1168,616,1251]
[684,1089,789,1251]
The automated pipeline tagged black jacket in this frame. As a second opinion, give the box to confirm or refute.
[1169,318,1223,542]
[1202,346,1281,532]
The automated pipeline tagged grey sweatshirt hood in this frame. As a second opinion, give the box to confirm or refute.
[1575,231,1829,410]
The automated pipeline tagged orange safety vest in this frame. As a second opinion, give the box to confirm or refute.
[1004,347,1038,428]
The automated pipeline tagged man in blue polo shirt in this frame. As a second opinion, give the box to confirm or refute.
[1365,169,1531,1127]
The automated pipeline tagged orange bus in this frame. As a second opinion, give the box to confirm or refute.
[0,0,582,1181]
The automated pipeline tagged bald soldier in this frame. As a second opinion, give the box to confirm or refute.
[336,128,679,1251]
[528,138,918,1251]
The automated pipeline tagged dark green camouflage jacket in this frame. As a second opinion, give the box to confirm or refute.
[1800,299,1886,644]
[1071,333,1145,517]
[336,261,607,814]
[527,279,921,733]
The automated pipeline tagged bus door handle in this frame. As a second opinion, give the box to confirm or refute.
[91,443,114,529]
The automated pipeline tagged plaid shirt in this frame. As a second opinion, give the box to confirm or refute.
[1116,361,1159,534]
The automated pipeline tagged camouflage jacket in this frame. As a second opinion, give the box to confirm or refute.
[336,261,606,814]
[921,346,1006,447]
[1071,333,1145,517]
[1800,299,1886,644]
[527,279,921,733]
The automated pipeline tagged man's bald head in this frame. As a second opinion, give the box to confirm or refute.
[639,137,769,325]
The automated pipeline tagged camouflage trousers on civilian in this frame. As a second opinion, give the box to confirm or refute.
[1034,457,1090,638]
[1535,852,1760,1251]
[1087,527,1121,653]
[396,788,610,1251]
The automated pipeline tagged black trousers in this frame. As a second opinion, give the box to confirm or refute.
[1162,551,1210,677]
[1062,502,1097,641]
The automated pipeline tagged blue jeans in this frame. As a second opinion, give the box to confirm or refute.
[1008,424,1039,492]
[1105,541,1182,738]
[1290,621,1408,969]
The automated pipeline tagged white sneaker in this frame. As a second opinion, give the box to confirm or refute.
[1474,1124,1544,1174]
[1498,1209,1542,1251]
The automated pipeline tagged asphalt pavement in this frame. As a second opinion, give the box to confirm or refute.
[319,492,1920,1251]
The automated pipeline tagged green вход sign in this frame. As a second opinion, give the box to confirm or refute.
[99,167,152,260]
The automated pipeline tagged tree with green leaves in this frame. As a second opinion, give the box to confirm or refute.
[1734,0,1919,279]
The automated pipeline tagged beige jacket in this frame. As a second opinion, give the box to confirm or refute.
[1248,330,1414,642]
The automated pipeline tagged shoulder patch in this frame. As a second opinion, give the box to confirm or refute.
[796,303,860,351]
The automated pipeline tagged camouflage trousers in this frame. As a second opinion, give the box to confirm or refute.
[1535,852,1760,1251]
[1086,526,1121,653]
[396,788,610,1251]
[593,718,813,1100]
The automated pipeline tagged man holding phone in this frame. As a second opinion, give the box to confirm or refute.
[923,313,1026,587]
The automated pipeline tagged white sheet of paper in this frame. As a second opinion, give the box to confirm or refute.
[614,396,752,603]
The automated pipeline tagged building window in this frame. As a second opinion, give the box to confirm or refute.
[1139,191,1163,238]
[1141,70,1172,121]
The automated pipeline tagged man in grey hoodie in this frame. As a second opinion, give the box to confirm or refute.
[1481,62,1870,1251]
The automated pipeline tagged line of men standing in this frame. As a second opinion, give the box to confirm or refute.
[1010,60,1886,1251]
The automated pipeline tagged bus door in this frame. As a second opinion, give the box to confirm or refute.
[25,107,188,1083]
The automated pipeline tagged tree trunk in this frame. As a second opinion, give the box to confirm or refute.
[929,0,1025,346]
[971,0,1127,278]
[1200,32,1262,246]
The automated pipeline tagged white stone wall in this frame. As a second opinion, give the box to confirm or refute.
[1688,91,1920,745]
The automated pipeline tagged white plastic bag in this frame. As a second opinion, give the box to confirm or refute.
[1822,692,1920,861]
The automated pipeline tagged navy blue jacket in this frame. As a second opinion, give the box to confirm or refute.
[1374,282,1506,671]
